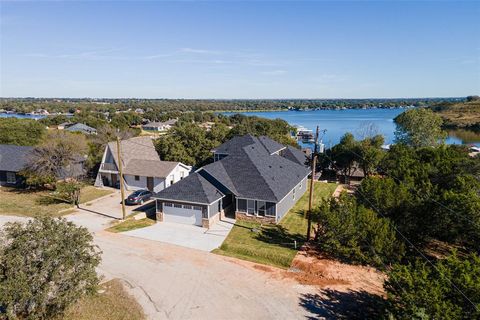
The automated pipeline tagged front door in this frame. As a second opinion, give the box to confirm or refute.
[111,173,118,188]
[147,177,154,192]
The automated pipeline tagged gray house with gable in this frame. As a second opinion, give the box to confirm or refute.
[153,135,310,228]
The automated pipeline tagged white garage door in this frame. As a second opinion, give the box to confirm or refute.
[163,203,203,226]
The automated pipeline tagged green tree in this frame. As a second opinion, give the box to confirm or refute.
[356,134,385,176]
[0,118,46,146]
[330,133,359,182]
[315,193,404,268]
[0,217,101,319]
[56,180,82,207]
[21,131,87,187]
[394,108,446,147]
[385,252,480,319]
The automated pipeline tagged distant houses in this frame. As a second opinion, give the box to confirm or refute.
[142,119,177,132]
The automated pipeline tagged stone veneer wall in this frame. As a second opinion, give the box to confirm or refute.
[235,212,276,224]
[202,210,222,228]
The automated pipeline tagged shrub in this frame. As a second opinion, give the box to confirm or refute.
[385,252,480,319]
[0,217,101,319]
[315,193,404,268]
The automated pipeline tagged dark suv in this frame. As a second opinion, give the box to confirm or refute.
[125,190,153,205]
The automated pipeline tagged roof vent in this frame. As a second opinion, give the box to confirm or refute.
[268,165,272,168]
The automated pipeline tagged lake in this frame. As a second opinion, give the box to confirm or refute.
[223,109,480,147]
[0,113,46,120]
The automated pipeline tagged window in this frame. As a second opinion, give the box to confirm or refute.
[257,201,266,216]
[247,200,255,215]
[134,175,140,181]
[174,203,182,208]
[183,205,192,210]
[193,206,202,211]
[164,202,173,207]
[266,202,276,217]
[237,199,247,212]
[6,172,16,184]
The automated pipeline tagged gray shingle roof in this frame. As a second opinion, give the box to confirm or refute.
[107,137,183,178]
[0,144,34,172]
[212,134,285,156]
[154,172,224,204]
[282,145,308,166]
[66,123,97,134]
[202,140,310,202]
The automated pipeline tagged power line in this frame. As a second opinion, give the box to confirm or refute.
[319,145,478,311]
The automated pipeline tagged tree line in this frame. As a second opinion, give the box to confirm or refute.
[312,108,480,318]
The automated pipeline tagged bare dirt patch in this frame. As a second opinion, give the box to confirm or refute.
[288,245,385,295]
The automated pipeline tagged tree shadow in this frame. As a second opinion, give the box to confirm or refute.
[299,290,386,320]
[35,195,69,206]
[255,224,305,249]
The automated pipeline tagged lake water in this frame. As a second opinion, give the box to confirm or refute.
[0,113,46,120]
[223,109,480,147]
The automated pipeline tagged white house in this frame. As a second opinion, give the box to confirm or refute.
[94,136,191,193]
[142,119,178,132]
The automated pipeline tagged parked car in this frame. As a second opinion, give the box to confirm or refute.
[125,190,153,205]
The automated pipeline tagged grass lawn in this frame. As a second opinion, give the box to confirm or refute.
[0,186,114,217]
[107,217,156,233]
[213,181,338,269]
[59,279,145,320]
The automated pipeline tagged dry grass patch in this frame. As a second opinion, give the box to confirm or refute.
[107,217,156,233]
[60,279,145,320]
[0,186,113,217]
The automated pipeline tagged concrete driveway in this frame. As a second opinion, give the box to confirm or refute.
[123,219,234,252]
[0,211,317,319]
[77,188,154,220]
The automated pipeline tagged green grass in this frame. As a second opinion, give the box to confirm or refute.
[107,217,156,233]
[59,279,145,320]
[0,186,113,218]
[213,181,338,269]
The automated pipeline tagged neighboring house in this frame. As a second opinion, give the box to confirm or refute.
[66,123,97,135]
[94,136,191,193]
[142,119,177,132]
[153,135,310,228]
[0,144,34,187]
[0,144,87,187]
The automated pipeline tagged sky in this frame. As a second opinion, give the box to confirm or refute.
[0,1,479,99]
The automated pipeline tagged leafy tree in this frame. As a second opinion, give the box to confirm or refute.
[357,144,480,249]
[329,133,358,181]
[385,252,480,319]
[56,180,82,207]
[21,131,87,187]
[315,193,404,268]
[394,108,446,147]
[0,118,46,146]
[0,217,101,319]
[356,135,385,176]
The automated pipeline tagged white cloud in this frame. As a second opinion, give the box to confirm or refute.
[261,70,287,76]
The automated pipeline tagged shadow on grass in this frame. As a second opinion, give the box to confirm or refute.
[35,195,70,206]
[255,224,305,249]
[299,290,386,320]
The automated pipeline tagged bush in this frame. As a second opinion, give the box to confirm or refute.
[385,252,480,319]
[0,217,101,319]
[315,193,404,268]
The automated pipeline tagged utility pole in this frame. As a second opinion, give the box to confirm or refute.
[307,126,319,241]
[116,137,127,220]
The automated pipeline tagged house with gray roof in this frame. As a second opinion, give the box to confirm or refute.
[0,144,34,187]
[66,123,97,135]
[142,119,177,132]
[153,135,310,228]
[94,136,191,193]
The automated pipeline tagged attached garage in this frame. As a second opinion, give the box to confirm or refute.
[163,202,203,226]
